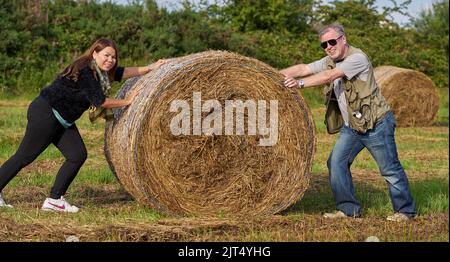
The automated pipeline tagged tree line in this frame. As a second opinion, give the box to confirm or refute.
[0,0,448,96]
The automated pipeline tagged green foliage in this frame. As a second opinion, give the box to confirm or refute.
[410,0,449,88]
[413,0,449,54]
[0,0,448,97]
[316,0,384,28]
[218,0,315,33]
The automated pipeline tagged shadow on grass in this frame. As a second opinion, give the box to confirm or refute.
[284,175,449,216]
[73,186,134,206]
[432,120,449,127]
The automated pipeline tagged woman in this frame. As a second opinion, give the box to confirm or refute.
[0,38,165,212]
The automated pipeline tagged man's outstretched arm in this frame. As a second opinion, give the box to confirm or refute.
[283,68,345,89]
[280,64,313,78]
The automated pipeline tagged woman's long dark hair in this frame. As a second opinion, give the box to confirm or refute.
[61,38,119,81]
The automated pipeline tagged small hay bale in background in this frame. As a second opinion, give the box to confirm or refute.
[374,66,439,127]
[105,51,316,217]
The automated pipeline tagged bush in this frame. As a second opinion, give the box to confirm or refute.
[0,0,447,97]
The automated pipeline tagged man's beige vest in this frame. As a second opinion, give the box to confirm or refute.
[324,46,390,134]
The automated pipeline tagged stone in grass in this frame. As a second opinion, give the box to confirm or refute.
[364,236,380,242]
[65,235,80,242]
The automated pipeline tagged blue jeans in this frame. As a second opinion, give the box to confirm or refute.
[327,111,416,217]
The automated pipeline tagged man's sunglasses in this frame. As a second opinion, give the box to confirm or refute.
[320,35,343,49]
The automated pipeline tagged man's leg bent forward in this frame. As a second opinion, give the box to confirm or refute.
[364,112,416,218]
[327,125,365,217]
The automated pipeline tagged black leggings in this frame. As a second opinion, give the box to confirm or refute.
[0,96,87,199]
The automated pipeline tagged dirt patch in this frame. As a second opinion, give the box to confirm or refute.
[74,185,134,206]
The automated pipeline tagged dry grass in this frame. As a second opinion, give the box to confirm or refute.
[1,212,447,242]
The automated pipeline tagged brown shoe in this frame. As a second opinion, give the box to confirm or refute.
[386,213,412,222]
[323,211,348,219]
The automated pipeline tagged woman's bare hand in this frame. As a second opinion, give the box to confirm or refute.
[149,59,167,71]
[125,86,144,104]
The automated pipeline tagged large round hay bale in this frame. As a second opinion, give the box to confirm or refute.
[104,51,316,217]
[374,66,439,127]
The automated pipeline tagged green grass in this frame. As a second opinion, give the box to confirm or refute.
[289,177,449,217]
[436,88,449,125]
[287,185,335,214]
[411,177,449,214]
[75,167,117,185]
[360,178,449,216]
[16,172,55,187]
[311,162,327,174]
[298,87,325,109]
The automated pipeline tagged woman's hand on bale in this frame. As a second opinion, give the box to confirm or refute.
[148,59,167,72]
[125,86,144,105]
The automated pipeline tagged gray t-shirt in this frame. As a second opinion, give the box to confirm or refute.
[308,53,369,125]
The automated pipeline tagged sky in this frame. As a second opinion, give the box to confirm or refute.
[369,0,436,25]
[113,0,437,26]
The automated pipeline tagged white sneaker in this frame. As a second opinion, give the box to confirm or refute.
[0,193,13,208]
[41,196,79,213]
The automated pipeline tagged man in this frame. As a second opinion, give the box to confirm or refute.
[280,24,416,221]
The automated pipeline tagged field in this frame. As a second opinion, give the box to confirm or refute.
[0,89,448,242]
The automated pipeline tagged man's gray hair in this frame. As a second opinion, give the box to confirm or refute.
[318,23,345,37]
